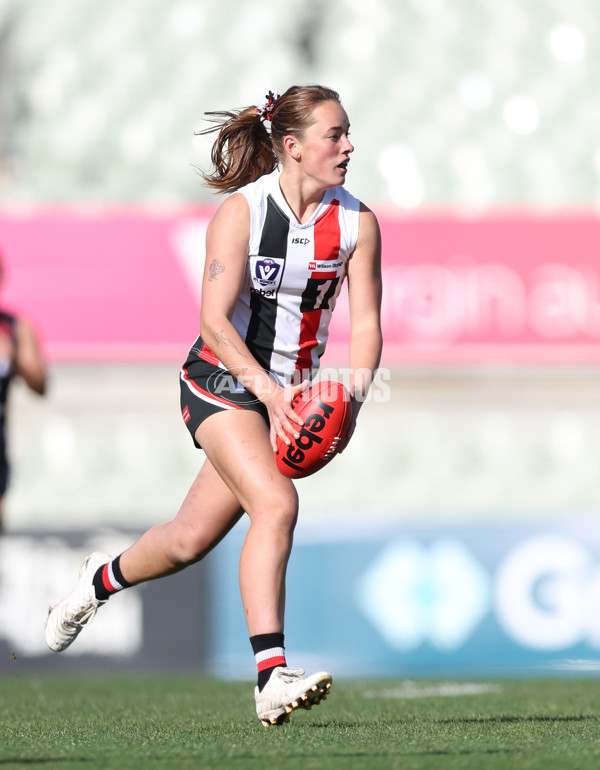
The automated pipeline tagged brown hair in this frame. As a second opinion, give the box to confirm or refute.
[197,85,341,194]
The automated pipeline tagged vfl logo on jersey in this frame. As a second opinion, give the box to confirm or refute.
[254,257,281,286]
[249,256,285,298]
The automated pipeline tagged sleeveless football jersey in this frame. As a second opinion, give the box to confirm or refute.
[197,169,360,385]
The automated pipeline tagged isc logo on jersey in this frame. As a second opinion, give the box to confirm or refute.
[250,256,284,298]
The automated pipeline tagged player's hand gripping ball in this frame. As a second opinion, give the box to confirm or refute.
[276,380,352,479]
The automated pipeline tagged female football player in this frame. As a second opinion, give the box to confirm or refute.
[46,85,382,726]
[0,253,47,533]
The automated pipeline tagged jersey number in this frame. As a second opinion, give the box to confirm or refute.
[301,277,340,312]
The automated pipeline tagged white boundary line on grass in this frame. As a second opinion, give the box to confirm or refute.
[545,659,600,671]
[363,682,502,699]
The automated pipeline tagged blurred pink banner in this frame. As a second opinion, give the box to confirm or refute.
[2,208,600,365]
[1,209,208,363]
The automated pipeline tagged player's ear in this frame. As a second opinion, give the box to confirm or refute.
[283,134,301,162]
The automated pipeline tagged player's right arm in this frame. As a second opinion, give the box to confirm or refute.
[15,318,47,395]
[199,194,305,448]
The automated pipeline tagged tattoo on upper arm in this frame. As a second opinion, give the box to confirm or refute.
[208,259,225,281]
[211,329,242,354]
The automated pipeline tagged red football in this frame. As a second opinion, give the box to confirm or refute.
[276,380,352,479]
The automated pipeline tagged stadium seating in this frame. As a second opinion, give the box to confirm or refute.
[0,0,597,208]
[8,368,600,528]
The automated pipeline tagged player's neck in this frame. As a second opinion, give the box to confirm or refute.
[278,172,327,225]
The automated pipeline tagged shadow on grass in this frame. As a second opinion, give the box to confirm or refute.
[307,713,598,729]
[0,760,93,766]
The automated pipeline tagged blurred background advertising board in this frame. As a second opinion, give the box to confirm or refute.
[2,211,600,366]
[5,521,600,679]
[209,520,600,679]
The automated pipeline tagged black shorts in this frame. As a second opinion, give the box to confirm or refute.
[0,438,9,496]
[179,353,269,449]
[0,462,8,496]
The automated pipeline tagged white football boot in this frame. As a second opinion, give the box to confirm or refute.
[45,552,111,652]
[254,667,332,726]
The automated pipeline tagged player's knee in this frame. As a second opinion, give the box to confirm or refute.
[249,483,298,532]
[275,492,299,532]
[166,523,207,565]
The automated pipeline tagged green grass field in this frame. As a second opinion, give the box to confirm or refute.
[1,675,599,769]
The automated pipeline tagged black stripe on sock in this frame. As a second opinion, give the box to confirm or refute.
[111,554,132,588]
[92,564,109,601]
[250,632,285,655]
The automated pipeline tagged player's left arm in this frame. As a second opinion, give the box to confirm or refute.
[342,203,383,447]
[14,318,47,395]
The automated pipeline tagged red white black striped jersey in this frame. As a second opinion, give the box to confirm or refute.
[195,169,360,385]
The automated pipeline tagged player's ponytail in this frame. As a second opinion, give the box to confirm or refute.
[197,106,277,194]
[197,84,341,194]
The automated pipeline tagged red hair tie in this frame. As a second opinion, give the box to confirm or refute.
[256,89,280,122]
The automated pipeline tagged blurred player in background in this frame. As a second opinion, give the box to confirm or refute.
[0,252,48,534]
[45,85,382,725]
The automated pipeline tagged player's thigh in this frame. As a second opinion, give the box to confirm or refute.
[169,457,245,560]
[196,408,298,520]
[176,455,244,524]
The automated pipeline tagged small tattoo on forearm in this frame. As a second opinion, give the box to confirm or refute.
[212,329,241,353]
[208,259,225,281]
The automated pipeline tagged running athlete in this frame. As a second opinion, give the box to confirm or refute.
[45,85,383,726]
[0,253,47,533]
